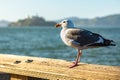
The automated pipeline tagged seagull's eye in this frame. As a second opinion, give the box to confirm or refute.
[63,21,66,23]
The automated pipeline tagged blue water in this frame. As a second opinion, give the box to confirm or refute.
[0,27,120,66]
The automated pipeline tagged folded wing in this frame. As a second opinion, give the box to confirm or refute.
[65,28,105,47]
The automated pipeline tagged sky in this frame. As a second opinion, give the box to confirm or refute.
[0,0,120,21]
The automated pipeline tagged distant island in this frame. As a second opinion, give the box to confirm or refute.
[0,14,120,27]
[9,15,57,27]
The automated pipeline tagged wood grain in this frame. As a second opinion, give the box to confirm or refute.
[0,54,120,80]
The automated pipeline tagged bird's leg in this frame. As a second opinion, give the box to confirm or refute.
[69,49,82,68]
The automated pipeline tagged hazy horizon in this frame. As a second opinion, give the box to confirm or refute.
[0,0,120,21]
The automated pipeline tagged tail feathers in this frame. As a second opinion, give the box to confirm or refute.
[87,39,116,47]
[104,39,116,46]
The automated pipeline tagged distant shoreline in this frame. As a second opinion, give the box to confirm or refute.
[0,14,120,27]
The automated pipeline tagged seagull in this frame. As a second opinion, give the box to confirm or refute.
[55,19,115,68]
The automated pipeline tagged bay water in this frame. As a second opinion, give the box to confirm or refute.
[0,26,120,66]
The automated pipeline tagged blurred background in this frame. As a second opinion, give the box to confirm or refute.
[0,0,120,66]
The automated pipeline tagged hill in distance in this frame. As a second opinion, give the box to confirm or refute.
[57,14,120,27]
[0,20,10,27]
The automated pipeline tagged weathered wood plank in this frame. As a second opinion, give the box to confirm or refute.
[11,74,28,80]
[0,54,120,80]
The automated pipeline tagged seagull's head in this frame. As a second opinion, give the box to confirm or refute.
[55,19,74,28]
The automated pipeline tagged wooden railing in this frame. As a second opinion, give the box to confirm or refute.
[0,54,120,80]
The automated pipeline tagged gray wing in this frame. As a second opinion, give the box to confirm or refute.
[65,28,103,46]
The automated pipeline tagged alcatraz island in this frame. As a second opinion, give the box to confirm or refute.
[9,15,56,27]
